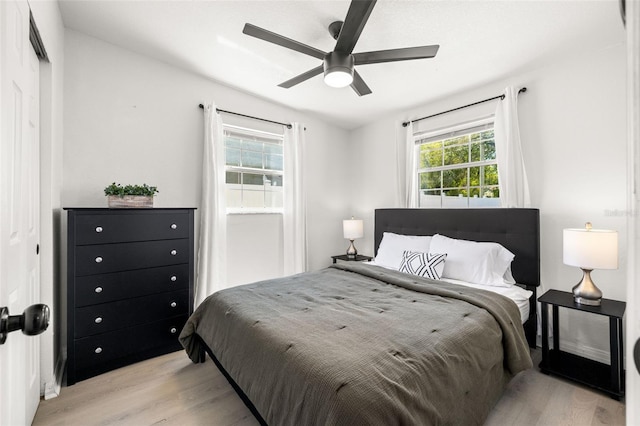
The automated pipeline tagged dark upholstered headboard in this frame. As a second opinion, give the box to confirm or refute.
[374,208,540,288]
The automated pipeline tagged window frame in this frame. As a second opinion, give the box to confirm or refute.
[223,124,285,215]
[413,117,501,208]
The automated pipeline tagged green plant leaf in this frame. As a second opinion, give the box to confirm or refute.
[104,182,159,196]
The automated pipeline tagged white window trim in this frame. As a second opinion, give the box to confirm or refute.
[413,116,494,141]
[226,207,283,215]
[225,165,284,176]
[413,116,500,208]
[224,123,284,139]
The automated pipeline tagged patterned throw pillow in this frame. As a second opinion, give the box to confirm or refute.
[399,251,447,280]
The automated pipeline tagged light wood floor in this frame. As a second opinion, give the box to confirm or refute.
[33,349,625,426]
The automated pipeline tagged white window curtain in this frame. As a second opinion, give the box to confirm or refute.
[195,103,227,307]
[283,123,307,275]
[494,86,531,207]
[402,121,418,208]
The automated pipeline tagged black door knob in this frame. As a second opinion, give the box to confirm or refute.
[0,304,50,345]
[634,338,640,375]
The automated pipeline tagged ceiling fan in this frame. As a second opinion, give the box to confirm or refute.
[242,0,439,96]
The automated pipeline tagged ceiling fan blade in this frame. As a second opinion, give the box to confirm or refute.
[354,45,440,65]
[243,23,326,60]
[334,0,377,54]
[350,70,372,96]
[278,65,324,88]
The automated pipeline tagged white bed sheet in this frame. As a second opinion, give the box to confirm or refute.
[365,261,531,323]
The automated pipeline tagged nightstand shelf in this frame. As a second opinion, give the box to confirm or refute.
[538,289,625,400]
[331,254,373,264]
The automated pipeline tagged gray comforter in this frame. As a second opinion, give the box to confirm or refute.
[180,263,532,425]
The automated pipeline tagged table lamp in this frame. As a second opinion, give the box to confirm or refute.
[563,222,618,306]
[343,217,364,259]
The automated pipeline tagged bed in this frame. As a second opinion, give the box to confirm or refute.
[373,208,539,348]
[180,208,540,425]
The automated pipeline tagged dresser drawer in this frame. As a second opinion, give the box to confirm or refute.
[74,211,190,245]
[74,315,187,372]
[74,289,189,338]
[74,239,190,276]
[75,264,190,307]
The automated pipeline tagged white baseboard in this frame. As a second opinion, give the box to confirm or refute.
[558,341,611,364]
[44,354,65,400]
[536,335,611,365]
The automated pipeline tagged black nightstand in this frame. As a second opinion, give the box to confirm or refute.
[538,289,625,399]
[331,254,373,264]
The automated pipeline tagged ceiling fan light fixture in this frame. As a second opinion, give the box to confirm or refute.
[323,52,354,88]
[324,70,353,88]
[243,0,439,96]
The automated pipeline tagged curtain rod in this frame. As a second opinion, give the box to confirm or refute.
[401,87,528,128]
[198,104,292,129]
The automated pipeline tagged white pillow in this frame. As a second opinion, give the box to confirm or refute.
[399,251,447,280]
[428,234,515,287]
[503,265,516,285]
[375,232,432,270]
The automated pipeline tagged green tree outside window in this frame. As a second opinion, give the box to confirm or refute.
[417,127,499,207]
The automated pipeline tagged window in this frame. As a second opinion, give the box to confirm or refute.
[224,125,284,213]
[416,119,500,208]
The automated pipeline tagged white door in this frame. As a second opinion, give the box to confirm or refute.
[0,0,42,424]
[628,0,640,424]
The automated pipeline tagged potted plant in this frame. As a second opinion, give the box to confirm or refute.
[104,182,159,208]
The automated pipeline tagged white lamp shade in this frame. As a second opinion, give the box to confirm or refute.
[343,219,364,240]
[563,227,618,270]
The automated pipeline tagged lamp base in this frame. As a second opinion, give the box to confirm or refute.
[572,268,602,306]
[346,240,358,259]
[573,296,601,306]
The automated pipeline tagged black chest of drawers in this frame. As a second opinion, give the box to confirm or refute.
[66,208,195,385]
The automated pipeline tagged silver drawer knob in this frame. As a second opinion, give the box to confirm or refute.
[95,347,103,354]
[170,302,177,308]
[170,327,177,334]
[170,275,177,282]
[94,317,103,324]
[170,250,177,256]
[170,223,177,230]
[95,226,103,233]
[95,256,103,263]
[95,286,103,293]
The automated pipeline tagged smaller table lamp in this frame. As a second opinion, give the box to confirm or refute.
[563,222,618,306]
[343,217,364,259]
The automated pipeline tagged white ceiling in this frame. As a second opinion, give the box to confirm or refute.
[58,0,626,129]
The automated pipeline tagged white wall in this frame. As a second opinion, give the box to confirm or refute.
[348,42,628,361]
[63,30,351,290]
[29,0,65,398]
[227,214,283,286]
[347,119,400,252]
